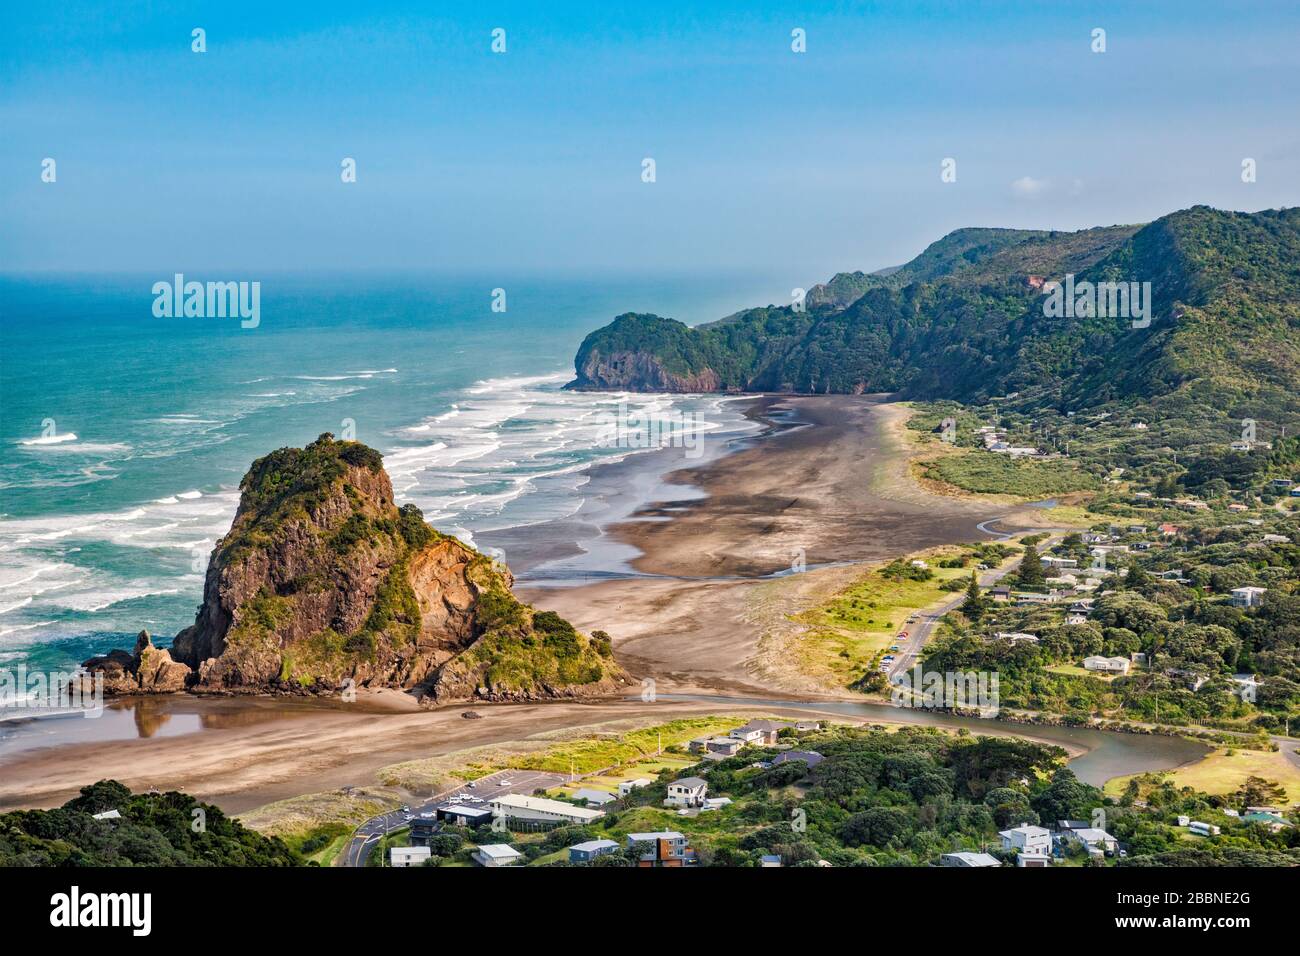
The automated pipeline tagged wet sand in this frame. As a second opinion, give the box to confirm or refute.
[520,395,1030,697]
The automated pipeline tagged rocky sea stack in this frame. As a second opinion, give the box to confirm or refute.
[83,434,627,703]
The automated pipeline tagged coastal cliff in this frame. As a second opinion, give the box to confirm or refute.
[83,434,626,703]
[565,207,1300,428]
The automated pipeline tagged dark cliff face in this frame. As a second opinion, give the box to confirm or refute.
[571,347,723,392]
[91,434,625,701]
[567,312,727,392]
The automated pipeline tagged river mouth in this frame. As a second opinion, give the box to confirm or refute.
[658,694,1212,787]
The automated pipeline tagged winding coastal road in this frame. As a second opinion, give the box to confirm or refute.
[886,525,1065,682]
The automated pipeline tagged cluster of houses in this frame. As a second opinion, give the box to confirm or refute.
[687,718,822,761]
[392,717,824,867]
[979,522,1285,690]
[941,820,1124,867]
[976,425,1040,458]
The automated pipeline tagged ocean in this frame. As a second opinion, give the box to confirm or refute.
[0,272,774,674]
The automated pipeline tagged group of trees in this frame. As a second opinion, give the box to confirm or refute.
[0,781,301,867]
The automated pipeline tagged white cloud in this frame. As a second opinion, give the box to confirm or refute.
[1010,175,1048,198]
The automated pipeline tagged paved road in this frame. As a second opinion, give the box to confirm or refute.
[886,525,1066,683]
[340,768,566,867]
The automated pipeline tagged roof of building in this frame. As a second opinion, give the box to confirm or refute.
[1000,825,1050,838]
[490,793,605,820]
[474,843,522,859]
[627,831,684,842]
[572,788,616,804]
[1069,828,1115,842]
[671,776,708,789]
[772,750,824,766]
[733,719,790,733]
[438,803,493,817]
[570,839,620,853]
[943,852,1002,867]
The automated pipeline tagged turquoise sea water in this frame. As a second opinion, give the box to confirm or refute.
[0,273,773,673]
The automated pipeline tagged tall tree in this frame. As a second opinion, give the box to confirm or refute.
[1018,543,1045,588]
[960,571,987,620]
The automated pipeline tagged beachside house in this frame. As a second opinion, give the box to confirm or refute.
[390,846,431,867]
[489,794,605,826]
[472,843,523,867]
[729,719,789,746]
[1231,586,1267,608]
[664,776,708,808]
[1083,655,1130,675]
[568,839,620,863]
[627,831,694,867]
[1062,827,1119,854]
[999,825,1051,855]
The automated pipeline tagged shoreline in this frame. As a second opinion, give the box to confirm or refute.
[0,394,1205,813]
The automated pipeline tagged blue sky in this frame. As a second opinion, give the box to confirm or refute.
[2,1,1297,280]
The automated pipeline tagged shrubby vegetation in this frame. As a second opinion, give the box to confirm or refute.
[0,781,302,866]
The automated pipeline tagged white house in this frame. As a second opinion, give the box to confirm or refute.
[489,793,605,825]
[1017,853,1052,867]
[390,846,431,867]
[1231,586,1268,608]
[1083,655,1131,675]
[618,778,653,796]
[472,843,523,867]
[995,632,1040,645]
[1063,827,1118,853]
[729,719,789,746]
[999,825,1051,855]
[664,776,708,808]
[940,852,1002,867]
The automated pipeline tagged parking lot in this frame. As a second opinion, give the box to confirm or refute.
[342,768,567,866]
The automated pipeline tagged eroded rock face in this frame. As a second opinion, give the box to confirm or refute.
[572,349,723,393]
[92,434,626,703]
[81,631,192,695]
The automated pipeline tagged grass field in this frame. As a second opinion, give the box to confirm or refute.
[453,716,753,778]
[238,786,405,841]
[548,754,698,800]
[1105,744,1300,803]
[792,545,1013,689]
[923,449,1098,497]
